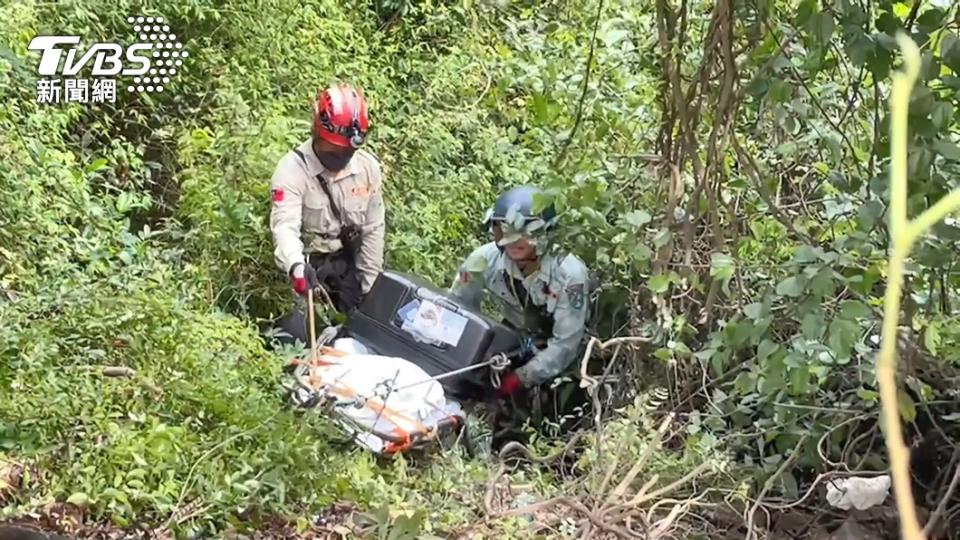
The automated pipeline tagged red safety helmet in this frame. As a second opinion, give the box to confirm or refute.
[313,84,369,149]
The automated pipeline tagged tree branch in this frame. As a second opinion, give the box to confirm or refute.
[553,0,605,170]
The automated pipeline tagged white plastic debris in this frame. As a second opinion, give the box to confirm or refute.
[825,475,891,510]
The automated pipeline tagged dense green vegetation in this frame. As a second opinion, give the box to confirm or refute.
[3,0,960,537]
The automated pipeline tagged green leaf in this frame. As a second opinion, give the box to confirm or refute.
[866,47,892,79]
[802,311,825,340]
[839,300,872,320]
[794,245,821,263]
[875,11,899,34]
[84,158,109,174]
[604,28,630,48]
[857,388,879,403]
[795,0,817,27]
[710,253,735,281]
[623,210,652,228]
[933,140,960,161]
[829,319,859,360]
[744,302,763,320]
[844,29,873,66]
[810,268,836,298]
[67,492,91,506]
[857,200,884,231]
[809,13,835,44]
[898,390,917,423]
[760,353,786,395]
[776,276,805,297]
[647,275,670,294]
[924,321,941,355]
[632,244,653,263]
[942,32,960,73]
[653,228,672,249]
[757,339,779,361]
[789,366,810,395]
[654,348,672,360]
[931,102,954,131]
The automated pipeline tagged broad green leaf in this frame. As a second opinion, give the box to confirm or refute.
[844,29,873,66]
[802,311,825,340]
[898,390,917,423]
[795,0,817,26]
[866,48,892,79]
[623,210,651,228]
[829,319,859,360]
[67,492,91,506]
[839,300,872,320]
[810,269,836,298]
[809,13,835,44]
[933,140,960,161]
[917,8,946,33]
[931,102,954,130]
[735,371,757,394]
[84,158,108,173]
[794,245,820,263]
[942,32,960,73]
[760,354,786,395]
[857,200,884,231]
[654,348,672,360]
[875,11,899,34]
[654,228,672,249]
[647,275,670,294]
[604,29,630,47]
[857,388,879,402]
[776,276,805,297]
[789,366,810,395]
[757,339,779,361]
[710,253,735,281]
[744,302,763,320]
[632,244,653,263]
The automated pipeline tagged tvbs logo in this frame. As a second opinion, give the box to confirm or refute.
[28,16,188,105]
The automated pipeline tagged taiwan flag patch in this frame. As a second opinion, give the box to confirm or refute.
[271,188,284,203]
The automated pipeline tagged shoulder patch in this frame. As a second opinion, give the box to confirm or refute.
[271,188,284,203]
[565,282,585,310]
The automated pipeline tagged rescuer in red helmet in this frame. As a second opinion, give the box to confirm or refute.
[268,83,385,347]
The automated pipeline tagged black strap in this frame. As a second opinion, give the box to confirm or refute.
[294,148,346,224]
[503,270,532,307]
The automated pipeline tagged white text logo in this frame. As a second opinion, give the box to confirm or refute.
[28,15,188,105]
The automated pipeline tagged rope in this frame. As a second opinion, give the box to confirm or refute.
[391,353,512,392]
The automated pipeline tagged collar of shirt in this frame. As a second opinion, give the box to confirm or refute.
[296,139,361,182]
[501,251,557,287]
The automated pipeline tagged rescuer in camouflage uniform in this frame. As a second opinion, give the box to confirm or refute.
[450,185,591,450]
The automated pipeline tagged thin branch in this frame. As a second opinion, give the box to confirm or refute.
[553,0,605,170]
[923,449,960,537]
[744,435,808,540]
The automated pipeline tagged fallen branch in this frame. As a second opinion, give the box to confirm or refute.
[607,413,676,505]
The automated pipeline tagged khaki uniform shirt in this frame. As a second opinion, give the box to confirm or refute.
[449,242,590,386]
[269,139,386,293]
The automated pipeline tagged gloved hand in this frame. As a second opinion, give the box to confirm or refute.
[496,370,523,398]
[519,335,539,358]
[289,262,318,296]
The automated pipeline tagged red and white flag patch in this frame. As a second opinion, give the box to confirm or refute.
[271,188,284,203]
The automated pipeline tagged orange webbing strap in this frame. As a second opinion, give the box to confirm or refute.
[306,371,432,436]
